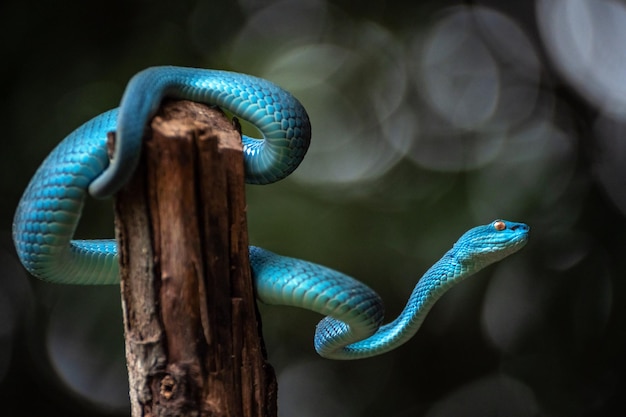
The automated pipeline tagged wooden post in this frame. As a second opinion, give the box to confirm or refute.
[112,100,278,417]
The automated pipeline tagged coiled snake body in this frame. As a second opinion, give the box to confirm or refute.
[12,66,529,359]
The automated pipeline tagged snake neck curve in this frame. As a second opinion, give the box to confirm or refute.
[316,249,481,359]
[316,220,529,359]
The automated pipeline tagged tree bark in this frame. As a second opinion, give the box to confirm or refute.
[113,99,277,417]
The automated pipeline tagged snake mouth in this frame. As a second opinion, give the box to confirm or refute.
[503,233,529,254]
[485,227,529,262]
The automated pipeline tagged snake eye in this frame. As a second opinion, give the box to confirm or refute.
[493,220,506,231]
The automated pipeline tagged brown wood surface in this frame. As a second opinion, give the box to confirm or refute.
[113,99,277,417]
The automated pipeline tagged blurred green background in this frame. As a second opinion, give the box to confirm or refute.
[1,0,626,416]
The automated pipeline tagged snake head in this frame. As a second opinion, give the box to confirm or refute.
[452,219,529,267]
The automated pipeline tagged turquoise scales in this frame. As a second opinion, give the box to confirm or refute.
[12,66,529,360]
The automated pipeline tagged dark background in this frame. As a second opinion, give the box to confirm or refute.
[1,0,625,416]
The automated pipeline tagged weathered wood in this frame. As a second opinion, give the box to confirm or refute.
[113,99,277,417]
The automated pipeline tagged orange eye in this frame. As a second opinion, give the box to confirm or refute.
[493,220,506,231]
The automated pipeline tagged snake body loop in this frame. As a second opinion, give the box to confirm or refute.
[90,66,311,198]
[12,66,528,359]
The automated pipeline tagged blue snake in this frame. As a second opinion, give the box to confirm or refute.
[12,66,529,360]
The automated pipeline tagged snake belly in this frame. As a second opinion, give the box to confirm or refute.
[12,66,529,359]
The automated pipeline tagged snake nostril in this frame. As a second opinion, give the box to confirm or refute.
[510,223,529,232]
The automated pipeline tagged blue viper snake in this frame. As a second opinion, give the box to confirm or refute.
[12,66,529,359]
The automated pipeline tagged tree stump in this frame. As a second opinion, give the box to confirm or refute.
[113,100,277,417]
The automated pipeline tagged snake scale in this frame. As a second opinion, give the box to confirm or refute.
[12,66,529,359]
